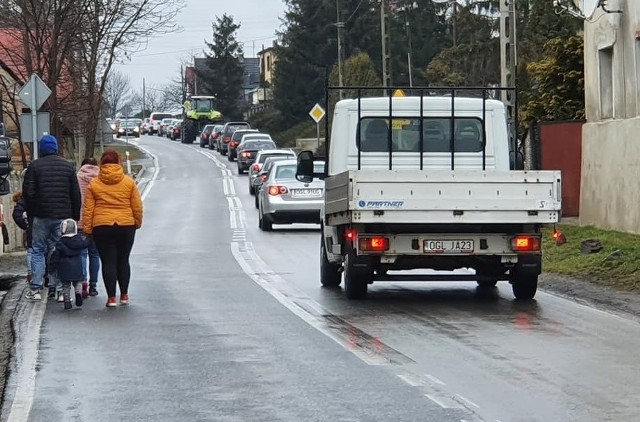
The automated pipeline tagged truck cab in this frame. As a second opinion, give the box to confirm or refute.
[329,96,511,175]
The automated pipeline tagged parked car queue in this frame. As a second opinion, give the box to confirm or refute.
[144,119,326,231]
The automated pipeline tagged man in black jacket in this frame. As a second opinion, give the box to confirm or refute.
[22,134,81,301]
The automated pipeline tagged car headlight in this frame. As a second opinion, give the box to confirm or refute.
[134,127,139,132]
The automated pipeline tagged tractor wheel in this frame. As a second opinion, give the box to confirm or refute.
[182,119,198,144]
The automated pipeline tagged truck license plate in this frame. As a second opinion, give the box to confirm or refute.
[424,240,474,254]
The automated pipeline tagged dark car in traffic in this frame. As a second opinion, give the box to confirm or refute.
[236,138,277,175]
[199,124,216,148]
[227,129,259,162]
[218,122,251,155]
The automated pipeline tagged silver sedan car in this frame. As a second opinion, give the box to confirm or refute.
[257,160,325,231]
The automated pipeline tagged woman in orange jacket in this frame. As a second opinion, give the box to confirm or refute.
[83,150,143,308]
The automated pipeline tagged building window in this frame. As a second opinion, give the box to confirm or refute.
[599,47,614,119]
[636,38,640,116]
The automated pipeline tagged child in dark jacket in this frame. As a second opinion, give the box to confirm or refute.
[12,191,33,284]
[50,219,90,310]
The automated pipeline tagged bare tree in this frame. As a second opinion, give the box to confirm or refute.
[104,70,132,118]
[0,0,92,160]
[75,0,184,157]
[0,0,184,160]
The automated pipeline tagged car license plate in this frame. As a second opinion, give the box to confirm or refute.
[291,188,322,197]
[424,239,474,254]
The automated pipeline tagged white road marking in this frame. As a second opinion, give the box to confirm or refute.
[424,373,446,386]
[5,146,160,421]
[456,394,480,409]
[425,394,463,409]
[5,298,48,422]
[397,374,423,387]
[135,144,160,201]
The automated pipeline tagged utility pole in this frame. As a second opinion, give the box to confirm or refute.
[452,0,458,48]
[499,0,517,129]
[336,0,345,98]
[404,4,413,87]
[380,0,391,87]
[142,77,146,120]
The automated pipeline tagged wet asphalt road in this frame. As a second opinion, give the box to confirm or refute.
[6,135,640,422]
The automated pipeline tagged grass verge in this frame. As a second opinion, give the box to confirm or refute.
[543,224,640,291]
[94,141,147,178]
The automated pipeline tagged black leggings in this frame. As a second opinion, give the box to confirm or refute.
[93,225,136,298]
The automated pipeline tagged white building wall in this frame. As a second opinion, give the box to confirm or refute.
[581,0,640,232]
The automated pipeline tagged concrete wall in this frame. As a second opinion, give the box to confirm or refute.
[581,116,640,233]
[581,0,640,231]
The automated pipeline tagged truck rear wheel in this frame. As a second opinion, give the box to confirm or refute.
[511,275,538,300]
[343,249,369,299]
[320,238,341,287]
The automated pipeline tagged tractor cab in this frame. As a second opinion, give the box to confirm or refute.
[182,96,224,144]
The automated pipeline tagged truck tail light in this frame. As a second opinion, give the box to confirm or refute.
[511,235,541,252]
[230,141,238,148]
[345,229,357,241]
[268,185,289,196]
[359,236,389,252]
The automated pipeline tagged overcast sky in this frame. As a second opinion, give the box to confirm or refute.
[113,0,286,92]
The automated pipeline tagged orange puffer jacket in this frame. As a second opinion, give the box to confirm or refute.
[82,164,143,235]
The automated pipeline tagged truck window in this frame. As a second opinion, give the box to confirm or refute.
[358,117,484,153]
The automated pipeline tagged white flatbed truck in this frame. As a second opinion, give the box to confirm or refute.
[296,87,561,300]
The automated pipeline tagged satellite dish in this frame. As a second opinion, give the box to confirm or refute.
[580,0,601,19]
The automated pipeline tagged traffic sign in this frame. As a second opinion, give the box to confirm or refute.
[18,74,51,110]
[309,103,326,123]
[393,89,406,97]
[19,112,50,142]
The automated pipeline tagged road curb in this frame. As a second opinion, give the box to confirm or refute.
[0,278,26,412]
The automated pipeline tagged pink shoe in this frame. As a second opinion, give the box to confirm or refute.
[120,294,129,305]
[106,297,117,307]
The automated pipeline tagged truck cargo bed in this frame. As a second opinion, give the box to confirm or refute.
[325,170,562,225]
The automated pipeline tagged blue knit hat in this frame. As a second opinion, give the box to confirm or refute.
[39,134,58,154]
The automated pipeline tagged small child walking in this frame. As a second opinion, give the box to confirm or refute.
[11,191,33,285]
[50,219,90,310]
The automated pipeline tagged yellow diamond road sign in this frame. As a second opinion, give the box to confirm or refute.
[309,103,326,123]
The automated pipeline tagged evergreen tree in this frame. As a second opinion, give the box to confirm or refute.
[198,14,244,120]
[273,0,338,124]
[520,35,584,123]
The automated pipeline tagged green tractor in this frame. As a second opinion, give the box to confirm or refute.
[181,96,224,144]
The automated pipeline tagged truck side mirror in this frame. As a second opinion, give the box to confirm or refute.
[296,150,314,183]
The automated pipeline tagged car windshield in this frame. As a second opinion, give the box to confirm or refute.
[244,141,276,150]
[259,153,294,164]
[123,121,138,128]
[227,124,249,134]
[233,131,256,140]
[275,164,297,180]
